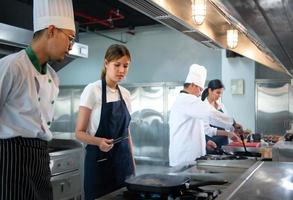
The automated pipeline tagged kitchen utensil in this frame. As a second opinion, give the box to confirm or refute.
[196,154,247,160]
[96,136,129,163]
[240,134,247,152]
[113,136,128,144]
[125,174,228,195]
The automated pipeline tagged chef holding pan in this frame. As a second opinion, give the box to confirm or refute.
[169,64,240,167]
[0,0,76,199]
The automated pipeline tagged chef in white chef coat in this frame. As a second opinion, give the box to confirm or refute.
[0,0,76,199]
[169,64,240,167]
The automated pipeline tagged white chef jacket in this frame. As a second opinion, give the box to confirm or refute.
[168,92,233,166]
[204,98,233,131]
[79,80,132,136]
[0,49,59,141]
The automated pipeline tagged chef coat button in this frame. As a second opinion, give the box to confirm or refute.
[38,97,41,101]
[47,121,51,126]
[51,100,55,104]
[48,79,52,83]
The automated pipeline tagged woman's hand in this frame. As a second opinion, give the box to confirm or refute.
[228,132,241,142]
[207,140,217,150]
[98,138,114,152]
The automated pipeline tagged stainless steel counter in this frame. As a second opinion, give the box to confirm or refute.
[272,141,293,162]
[216,161,293,200]
[99,159,257,199]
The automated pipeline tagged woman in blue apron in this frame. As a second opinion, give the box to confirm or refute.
[75,44,135,200]
[201,79,243,150]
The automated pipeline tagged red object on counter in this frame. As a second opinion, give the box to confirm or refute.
[228,142,260,147]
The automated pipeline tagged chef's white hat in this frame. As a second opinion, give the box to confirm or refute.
[185,64,207,89]
[33,0,75,33]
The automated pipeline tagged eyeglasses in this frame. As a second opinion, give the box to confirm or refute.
[58,28,75,47]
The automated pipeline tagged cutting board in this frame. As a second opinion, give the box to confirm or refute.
[228,142,260,147]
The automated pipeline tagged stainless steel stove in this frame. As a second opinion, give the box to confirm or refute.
[98,185,221,200]
[122,188,221,200]
[98,157,258,200]
[49,139,83,200]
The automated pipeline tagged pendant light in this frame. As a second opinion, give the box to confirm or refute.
[227,28,238,49]
[191,0,206,25]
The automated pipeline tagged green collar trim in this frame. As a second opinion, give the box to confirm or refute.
[25,46,47,74]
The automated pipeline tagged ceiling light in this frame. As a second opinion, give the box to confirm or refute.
[191,0,206,25]
[227,28,238,49]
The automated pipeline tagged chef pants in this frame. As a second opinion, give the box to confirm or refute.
[0,137,53,200]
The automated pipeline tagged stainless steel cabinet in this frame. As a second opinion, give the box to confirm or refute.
[50,87,83,133]
[125,83,183,165]
[255,80,292,135]
[51,83,183,165]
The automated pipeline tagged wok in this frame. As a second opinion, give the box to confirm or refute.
[234,134,261,157]
[125,174,228,195]
[203,147,248,160]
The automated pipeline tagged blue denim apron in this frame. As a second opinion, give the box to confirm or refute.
[84,79,134,200]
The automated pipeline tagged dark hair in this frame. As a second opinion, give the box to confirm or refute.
[33,29,47,40]
[183,83,191,88]
[201,79,225,101]
[100,44,131,80]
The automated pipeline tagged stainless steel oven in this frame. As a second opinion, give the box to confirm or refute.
[49,139,83,200]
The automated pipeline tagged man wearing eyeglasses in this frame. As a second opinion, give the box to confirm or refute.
[0,0,75,199]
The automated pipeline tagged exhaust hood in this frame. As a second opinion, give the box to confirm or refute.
[119,0,291,77]
[0,23,88,71]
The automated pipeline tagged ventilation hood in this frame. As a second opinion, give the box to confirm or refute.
[0,23,88,71]
[119,0,291,77]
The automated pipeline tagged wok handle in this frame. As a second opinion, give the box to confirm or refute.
[240,134,248,153]
[186,180,228,190]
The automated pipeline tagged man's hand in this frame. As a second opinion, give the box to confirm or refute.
[207,140,217,150]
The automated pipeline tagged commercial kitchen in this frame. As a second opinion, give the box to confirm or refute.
[1,0,293,200]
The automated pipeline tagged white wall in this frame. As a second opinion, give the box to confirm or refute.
[58,25,222,85]
[58,25,257,131]
[221,50,256,131]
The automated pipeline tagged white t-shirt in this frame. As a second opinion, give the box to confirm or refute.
[79,80,132,136]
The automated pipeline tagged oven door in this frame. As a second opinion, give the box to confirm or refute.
[51,170,82,200]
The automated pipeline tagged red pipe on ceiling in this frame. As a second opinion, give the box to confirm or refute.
[75,9,125,28]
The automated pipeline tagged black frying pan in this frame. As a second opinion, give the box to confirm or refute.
[233,135,261,157]
[125,174,228,195]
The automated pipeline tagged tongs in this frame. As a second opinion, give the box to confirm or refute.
[112,136,129,144]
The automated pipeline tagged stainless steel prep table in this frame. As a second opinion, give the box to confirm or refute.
[216,161,293,200]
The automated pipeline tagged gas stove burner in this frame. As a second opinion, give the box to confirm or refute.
[123,188,221,200]
[123,174,225,200]
[196,154,248,161]
[123,190,173,199]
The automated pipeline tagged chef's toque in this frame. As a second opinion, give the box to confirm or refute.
[185,64,207,89]
[33,0,75,33]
